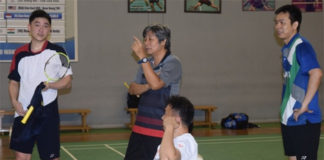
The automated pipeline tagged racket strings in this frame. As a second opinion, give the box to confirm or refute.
[44,52,70,81]
[60,54,70,68]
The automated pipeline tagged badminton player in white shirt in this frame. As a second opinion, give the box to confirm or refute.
[154,96,198,160]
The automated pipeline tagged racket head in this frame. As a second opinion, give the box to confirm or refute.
[44,52,70,82]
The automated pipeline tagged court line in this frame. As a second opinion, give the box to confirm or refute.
[199,139,282,145]
[64,144,111,147]
[199,136,324,145]
[61,146,78,160]
[68,147,106,150]
[198,135,324,142]
[65,146,128,151]
[197,136,281,142]
[63,143,128,147]
[104,144,125,158]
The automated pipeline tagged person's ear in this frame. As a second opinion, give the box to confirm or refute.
[161,39,166,47]
[176,116,181,124]
[28,24,31,32]
[292,21,299,31]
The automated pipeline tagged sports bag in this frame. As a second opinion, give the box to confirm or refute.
[221,113,249,129]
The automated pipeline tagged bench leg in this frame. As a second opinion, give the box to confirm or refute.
[130,112,136,128]
[81,113,88,133]
[205,109,212,128]
[0,114,3,135]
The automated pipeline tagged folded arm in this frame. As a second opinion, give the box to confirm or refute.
[44,75,73,90]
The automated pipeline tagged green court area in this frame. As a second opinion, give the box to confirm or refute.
[31,134,324,160]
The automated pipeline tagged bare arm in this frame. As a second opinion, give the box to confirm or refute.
[131,36,165,90]
[8,80,25,116]
[128,82,149,95]
[294,68,323,120]
[141,62,165,90]
[159,116,181,160]
[44,75,72,90]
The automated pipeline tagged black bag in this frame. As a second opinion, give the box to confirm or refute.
[127,93,140,108]
[221,113,258,129]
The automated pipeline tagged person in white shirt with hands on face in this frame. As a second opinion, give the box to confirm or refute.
[154,96,198,160]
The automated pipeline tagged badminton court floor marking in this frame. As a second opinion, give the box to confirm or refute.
[61,143,127,159]
[104,144,125,157]
[60,135,324,159]
[61,146,78,160]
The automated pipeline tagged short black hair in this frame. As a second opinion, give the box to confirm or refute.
[143,24,171,52]
[29,9,51,25]
[275,5,302,32]
[167,96,194,133]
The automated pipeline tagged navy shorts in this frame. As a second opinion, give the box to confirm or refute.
[281,122,321,160]
[10,100,60,160]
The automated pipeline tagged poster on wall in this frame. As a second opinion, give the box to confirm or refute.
[0,0,78,62]
[292,0,322,12]
[128,0,166,13]
[185,0,221,13]
[242,0,275,11]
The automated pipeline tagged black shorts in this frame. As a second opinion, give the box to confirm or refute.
[199,0,212,6]
[124,132,162,160]
[281,122,321,160]
[149,0,159,3]
[10,100,60,160]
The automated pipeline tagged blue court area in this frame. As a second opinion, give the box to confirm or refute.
[30,134,324,160]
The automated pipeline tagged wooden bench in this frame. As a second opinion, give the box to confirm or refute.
[126,105,218,129]
[125,108,138,128]
[59,109,91,132]
[0,110,14,133]
[0,109,91,133]
[193,105,218,128]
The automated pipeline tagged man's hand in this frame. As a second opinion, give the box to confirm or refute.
[129,82,150,96]
[293,106,313,121]
[293,68,322,121]
[9,80,25,116]
[12,101,25,116]
[131,36,146,59]
[163,115,180,130]
[43,81,50,91]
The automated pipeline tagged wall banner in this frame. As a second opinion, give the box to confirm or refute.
[0,0,78,62]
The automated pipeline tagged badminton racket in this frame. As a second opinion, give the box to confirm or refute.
[21,52,70,124]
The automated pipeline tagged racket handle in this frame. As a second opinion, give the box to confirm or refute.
[21,106,34,124]
[124,82,130,89]
[124,82,140,98]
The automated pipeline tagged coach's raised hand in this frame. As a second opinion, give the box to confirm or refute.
[131,36,146,59]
